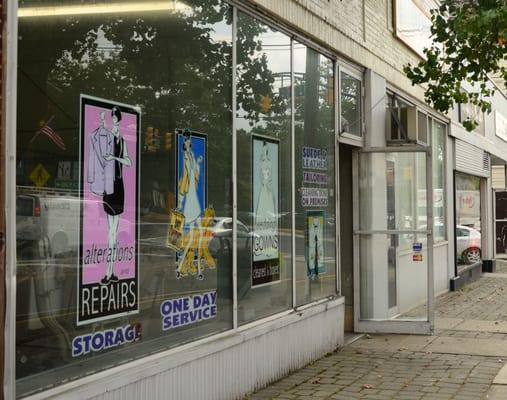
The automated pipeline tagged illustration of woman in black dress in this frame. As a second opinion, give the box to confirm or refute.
[102,106,131,284]
[313,223,319,278]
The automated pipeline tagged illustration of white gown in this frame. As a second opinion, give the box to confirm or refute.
[256,182,276,223]
[182,150,202,226]
[255,144,277,259]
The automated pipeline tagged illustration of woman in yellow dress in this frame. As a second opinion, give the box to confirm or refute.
[175,130,212,280]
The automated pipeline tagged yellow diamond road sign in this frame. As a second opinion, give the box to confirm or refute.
[30,164,51,187]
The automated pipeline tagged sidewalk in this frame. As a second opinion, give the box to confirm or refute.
[247,263,507,400]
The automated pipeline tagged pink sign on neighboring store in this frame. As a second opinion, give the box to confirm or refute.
[78,95,140,326]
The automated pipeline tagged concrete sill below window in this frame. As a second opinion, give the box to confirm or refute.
[25,296,345,400]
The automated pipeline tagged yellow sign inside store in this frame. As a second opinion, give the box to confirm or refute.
[30,163,51,187]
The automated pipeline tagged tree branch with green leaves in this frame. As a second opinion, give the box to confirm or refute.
[404,0,507,131]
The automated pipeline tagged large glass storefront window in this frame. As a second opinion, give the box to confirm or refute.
[14,3,339,396]
[455,172,482,271]
[294,43,337,306]
[16,1,233,395]
[236,12,293,324]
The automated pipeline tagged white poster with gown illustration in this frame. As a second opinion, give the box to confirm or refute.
[252,135,280,287]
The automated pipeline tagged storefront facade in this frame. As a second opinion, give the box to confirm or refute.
[4,1,507,399]
[6,1,347,399]
[353,73,450,333]
[447,81,507,289]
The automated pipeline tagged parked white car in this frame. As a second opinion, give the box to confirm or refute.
[210,217,257,251]
[456,224,481,264]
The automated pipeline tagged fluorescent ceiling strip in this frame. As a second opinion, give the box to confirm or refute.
[18,1,188,18]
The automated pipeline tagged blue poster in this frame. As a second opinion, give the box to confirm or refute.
[171,129,215,281]
[176,129,206,230]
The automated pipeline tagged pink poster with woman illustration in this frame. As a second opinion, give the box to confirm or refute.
[78,95,140,325]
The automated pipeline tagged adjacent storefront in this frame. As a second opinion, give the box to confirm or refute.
[455,172,482,271]
[450,138,491,289]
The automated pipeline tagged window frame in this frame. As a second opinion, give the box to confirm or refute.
[431,118,448,244]
[338,64,364,144]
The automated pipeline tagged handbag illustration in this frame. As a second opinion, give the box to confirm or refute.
[167,209,185,251]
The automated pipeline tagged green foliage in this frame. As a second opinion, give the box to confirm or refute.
[404,0,507,131]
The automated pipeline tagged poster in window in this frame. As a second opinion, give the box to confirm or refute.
[78,95,140,326]
[169,129,215,281]
[306,211,325,278]
[252,135,280,287]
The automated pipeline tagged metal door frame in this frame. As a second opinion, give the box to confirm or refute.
[492,188,507,259]
[353,145,434,335]
[385,157,398,317]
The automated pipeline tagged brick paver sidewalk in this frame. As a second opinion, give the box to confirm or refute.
[247,338,502,400]
[247,264,507,400]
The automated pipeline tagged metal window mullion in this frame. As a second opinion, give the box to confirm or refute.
[355,229,430,235]
[232,6,238,330]
[352,150,360,332]
[291,38,296,309]
[452,170,458,278]
[412,152,418,233]
[337,65,341,135]
[4,1,19,398]
[426,146,435,331]
[443,123,448,243]
[334,61,341,296]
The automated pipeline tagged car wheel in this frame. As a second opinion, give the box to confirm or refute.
[463,247,481,264]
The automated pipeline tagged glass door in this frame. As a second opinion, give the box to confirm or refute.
[354,147,434,334]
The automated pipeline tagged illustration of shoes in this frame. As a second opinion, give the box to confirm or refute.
[176,270,182,279]
[100,275,110,285]
[109,274,119,282]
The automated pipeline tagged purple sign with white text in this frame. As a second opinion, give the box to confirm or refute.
[78,95,140,325]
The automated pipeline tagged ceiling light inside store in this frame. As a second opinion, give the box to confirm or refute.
[18,1,189,18]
